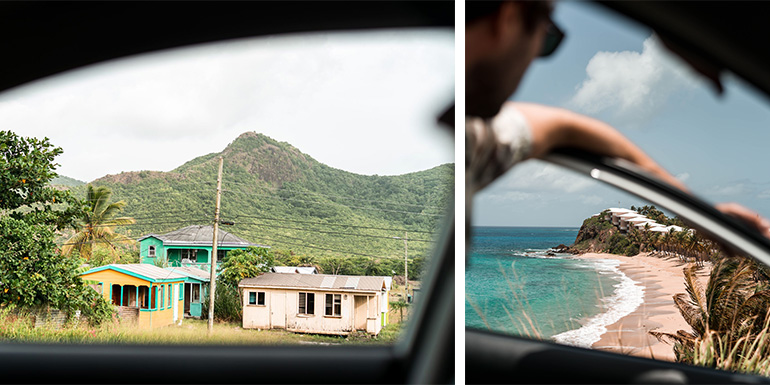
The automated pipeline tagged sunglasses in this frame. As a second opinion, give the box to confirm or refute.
[539,19,565,57]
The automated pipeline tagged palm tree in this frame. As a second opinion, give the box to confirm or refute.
[651,258,770,362]
[62,185,136,261]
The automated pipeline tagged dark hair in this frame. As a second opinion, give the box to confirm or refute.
[466,1,551,33]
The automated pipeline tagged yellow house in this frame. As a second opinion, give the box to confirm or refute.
[80,264,186,329]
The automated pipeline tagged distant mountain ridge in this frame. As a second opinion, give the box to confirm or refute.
[51,175,85,187]
[76,132,453,261]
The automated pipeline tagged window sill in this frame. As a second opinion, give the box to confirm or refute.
[323,315,342,319]
[246,304,266,307]
[297,314,315,318]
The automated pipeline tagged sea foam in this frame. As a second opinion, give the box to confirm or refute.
[551,258,644,348]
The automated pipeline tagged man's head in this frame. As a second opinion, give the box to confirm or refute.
[466,1,558,118]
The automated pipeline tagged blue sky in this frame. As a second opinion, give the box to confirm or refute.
[474,1,770,227]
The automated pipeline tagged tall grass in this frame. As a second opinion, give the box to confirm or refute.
[0,305,404,346]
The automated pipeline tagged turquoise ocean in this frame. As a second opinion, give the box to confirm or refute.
[465,226,644,347]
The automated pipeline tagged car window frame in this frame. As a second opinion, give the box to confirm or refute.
[466,149,770,384]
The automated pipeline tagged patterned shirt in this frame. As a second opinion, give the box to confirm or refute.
[466,106,533,242]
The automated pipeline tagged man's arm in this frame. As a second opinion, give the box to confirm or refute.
[512,102,770,238]
[513,102,687,191]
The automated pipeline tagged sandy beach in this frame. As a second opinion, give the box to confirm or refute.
[574,252,710,361]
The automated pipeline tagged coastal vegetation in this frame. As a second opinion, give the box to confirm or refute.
[570,205,715,265]
[651,257,770,375]
[571,205,770,376]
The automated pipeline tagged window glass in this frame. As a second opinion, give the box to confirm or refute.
[0,28,451,346]
[325,294,342,316]
[467,1,770,377]
[249,292,257,305]
[298,292,315,315]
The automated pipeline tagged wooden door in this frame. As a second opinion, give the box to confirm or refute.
[354,295,367,331]
[271,292,286,329]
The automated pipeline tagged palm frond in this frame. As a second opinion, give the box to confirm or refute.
[683,264,707,314]
[674,293,705,335]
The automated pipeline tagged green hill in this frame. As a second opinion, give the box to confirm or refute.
[75,132,453,268]
[51,175,85,187]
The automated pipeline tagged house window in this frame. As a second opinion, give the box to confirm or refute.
[298,292,315,315]
[217,250,226,260]
[180,249,198,260]
[160,285,165,308]
[249,292,257,305]
[179,283,183,300]
[168,284,173,308]
[257,292,265,306]
[325,294,341,316]
[148,245,156,258]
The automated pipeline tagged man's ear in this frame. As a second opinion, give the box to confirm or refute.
[491,2,523,48]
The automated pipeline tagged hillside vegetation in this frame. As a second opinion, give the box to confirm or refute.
[69,132,453,275]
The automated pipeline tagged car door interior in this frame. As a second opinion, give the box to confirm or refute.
[0,2,455,384]
[466,150,770,384]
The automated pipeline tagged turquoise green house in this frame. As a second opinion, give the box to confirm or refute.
[139,225,267,270]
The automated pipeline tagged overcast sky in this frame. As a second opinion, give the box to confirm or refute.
[0,29,454,182]
[474,2,770,227]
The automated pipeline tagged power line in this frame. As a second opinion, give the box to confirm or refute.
[58,230,419,262]
[228,214,436,234]
[221,180,446,209]
[230,220,435,243]
[250,233,412,261]
[222,189,445,217]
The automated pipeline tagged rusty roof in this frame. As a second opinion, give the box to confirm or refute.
[238,273,389,293]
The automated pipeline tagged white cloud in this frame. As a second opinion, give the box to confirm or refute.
[0,29,454,181]
[676,172,691,182]
[579,194,604,206]
[708,183,749,197]
[569,35,701,118]
[494,161,595,194]
[758,190,770,199]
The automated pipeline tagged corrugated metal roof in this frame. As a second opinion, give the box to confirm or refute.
[165,266,211,282]
[271,266,318,274]
[320,276,335,288]
[239,273,388,292]
[139,225,269,248]
[82,264,185,281]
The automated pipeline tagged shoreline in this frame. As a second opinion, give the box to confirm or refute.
[572,252,710,361]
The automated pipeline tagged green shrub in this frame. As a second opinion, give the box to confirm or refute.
[201,283,242,323]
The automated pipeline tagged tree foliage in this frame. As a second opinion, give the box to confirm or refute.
[0,131,113,324]
[219,246,275,288]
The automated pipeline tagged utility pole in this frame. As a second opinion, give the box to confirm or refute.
[403,231,408,301]
[207,156,223,335]
[392,232,410,301]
